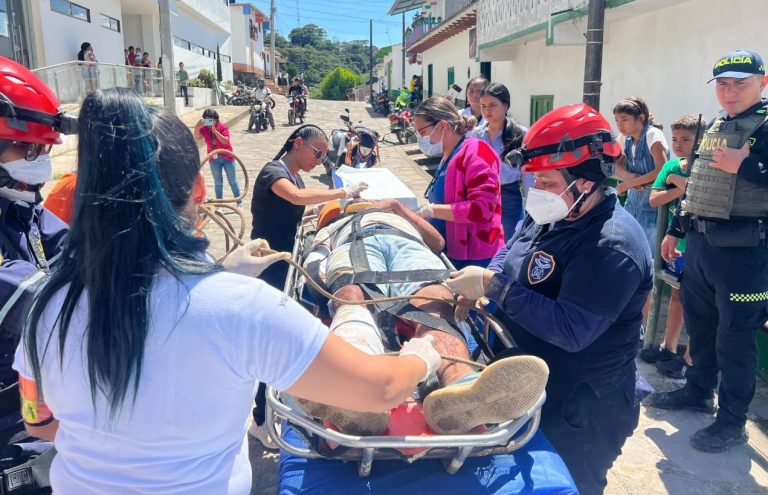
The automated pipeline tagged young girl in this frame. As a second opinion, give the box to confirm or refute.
[194,108,242,206]
[613,96,669,253]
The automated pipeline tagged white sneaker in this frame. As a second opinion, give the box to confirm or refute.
[248,419,280,450]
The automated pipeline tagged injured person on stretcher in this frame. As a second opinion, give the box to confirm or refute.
[295,198,549,436]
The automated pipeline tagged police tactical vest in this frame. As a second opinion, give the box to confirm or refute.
[683,106,768,219]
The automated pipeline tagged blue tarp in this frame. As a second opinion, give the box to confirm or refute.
[277,425,578,494]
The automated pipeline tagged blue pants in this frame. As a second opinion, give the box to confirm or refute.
[681,231,768,427]
[501,182,524,240]
[209,157,241,200]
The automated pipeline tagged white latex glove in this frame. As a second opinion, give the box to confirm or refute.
[445,266,489,301]
[311,203,323,216]
[221,239,287,277]
[399,335,441,382]
[416,203,434,218]
[343,181,368,199]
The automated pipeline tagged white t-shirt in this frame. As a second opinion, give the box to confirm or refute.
[13,270,329,495]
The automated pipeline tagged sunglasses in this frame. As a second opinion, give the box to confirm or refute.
[307,143,327,161]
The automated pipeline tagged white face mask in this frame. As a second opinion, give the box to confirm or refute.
[524,180,584,225]
[417,125,444,157]
[0,154,53,202]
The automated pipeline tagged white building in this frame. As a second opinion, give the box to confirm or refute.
[5,0,233,81]
[391,0,509,107]
[477,0,768,133]
[383,43,421,92]
[229,2,268,84]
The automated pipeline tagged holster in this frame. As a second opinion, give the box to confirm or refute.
[681,214,766,248]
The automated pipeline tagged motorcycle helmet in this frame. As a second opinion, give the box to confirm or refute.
[0,56,76,147]
[257,78,265,88]
[355,127,378,159]
[506,103,621,181]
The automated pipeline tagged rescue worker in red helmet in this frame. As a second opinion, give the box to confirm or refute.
[445,103,653,494]
[0,57,75,413]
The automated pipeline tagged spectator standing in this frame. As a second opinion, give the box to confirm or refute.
[613,96,669,252]
[77,42,98,93]
[131,47,143,94]
[178,62,189,106]
[462,76,488,123]
[472,82,531,238]
[194,109,242,207]
[647,50,768,453]
[413,96,505,269]
[644,115,703,379]
[141,52,152,95]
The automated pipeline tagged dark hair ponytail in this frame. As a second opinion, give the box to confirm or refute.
[25,88,217,420]
[612,96,662,129]
[273,124,327,160]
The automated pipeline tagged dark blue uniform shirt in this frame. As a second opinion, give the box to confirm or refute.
[487,189,652,395]
[0,197,67,385]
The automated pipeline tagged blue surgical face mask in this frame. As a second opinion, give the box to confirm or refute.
[417,125,444,157]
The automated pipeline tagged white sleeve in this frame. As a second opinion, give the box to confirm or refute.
[646,127,668,150]
[617,133,626,153]
[236,280,329,391]
[12,336,31,380]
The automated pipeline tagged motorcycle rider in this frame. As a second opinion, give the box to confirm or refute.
[253,78,275,131]
[288,77,308,114]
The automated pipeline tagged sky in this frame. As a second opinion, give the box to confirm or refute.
[238,0,414,48]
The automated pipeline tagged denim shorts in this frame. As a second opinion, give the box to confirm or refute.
[326,234,445,297]
[624,187,657,253]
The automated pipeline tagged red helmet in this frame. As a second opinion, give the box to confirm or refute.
[0,57,76,145]
[505,103,621,174]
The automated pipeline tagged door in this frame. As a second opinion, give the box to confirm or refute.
[427,63,433,98]
[530,95,554,125]
[0,0,30,67]
[480,61,491,81]
[447,66,454,87]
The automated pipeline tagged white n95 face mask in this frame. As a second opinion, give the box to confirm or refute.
[524,181,584,225]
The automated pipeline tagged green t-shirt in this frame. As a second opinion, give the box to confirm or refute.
[652,157,688,252]
[178,70,189,84]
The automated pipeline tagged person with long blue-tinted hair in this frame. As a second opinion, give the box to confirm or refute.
[14,88,442,495]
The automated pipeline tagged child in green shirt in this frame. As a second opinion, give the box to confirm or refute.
[643,114,704,378]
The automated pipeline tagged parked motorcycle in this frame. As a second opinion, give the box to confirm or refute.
[247,96,275,132]
[373,91,391,114]
[388,108,416,145]
[287,93,305,125]
[325,108,380,176]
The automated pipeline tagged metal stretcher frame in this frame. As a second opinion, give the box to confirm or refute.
[264,217,546,477]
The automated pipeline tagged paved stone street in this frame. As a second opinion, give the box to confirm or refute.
[47,98,768,494]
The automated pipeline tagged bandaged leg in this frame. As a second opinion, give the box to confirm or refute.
[295,285,390,436]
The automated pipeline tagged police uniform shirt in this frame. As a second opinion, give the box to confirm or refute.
[486,190,652,394]
[728,99,768,187]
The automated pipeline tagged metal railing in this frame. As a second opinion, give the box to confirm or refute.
[32,61,174,105]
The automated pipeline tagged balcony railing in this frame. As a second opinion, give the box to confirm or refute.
[32,61,173,105]
[405,15,443,48]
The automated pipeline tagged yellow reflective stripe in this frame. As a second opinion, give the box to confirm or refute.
[729,291,768,302]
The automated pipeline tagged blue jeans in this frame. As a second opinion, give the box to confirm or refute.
[501,182,524,240]
[209,157,241,200]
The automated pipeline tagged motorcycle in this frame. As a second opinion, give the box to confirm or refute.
[247,96,275,132]
[287,93,305,126]
[325,108,380,176]
[388,108,416,145]
[373,91,390,115]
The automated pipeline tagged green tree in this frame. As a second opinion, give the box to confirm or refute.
[289,24,327,47]
[319,67,363,100]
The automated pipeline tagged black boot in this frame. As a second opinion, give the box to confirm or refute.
[639,345,676,364]
[645,385,716,413]
[655,354,687,379]
[690,419,748,453]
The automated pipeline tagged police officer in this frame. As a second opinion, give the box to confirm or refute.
[0,57,74,414]
[445,104,653,495]
[647,50,768,453]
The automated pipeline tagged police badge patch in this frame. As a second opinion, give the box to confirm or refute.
[528,251,556,284]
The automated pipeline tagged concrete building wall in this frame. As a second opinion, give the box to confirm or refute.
[484,0,768,137]
[36,0,124,66]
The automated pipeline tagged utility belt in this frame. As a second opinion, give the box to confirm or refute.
[680,214,767,248]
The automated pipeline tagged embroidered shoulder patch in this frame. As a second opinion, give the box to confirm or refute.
[527,251,556,284]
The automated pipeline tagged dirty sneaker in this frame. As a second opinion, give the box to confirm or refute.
[294,398,390,436]
[422,356,549,435]
[690,419,748,453]
[645,386,716,414]
[655,354,687,379]
[639,345,676,364]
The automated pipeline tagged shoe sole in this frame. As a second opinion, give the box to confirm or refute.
[423,356,549,435]
[294,397,390,436]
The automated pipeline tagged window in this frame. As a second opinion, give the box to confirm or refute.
[50,0,90,22]
[173,36,190,50]
[220,54,231,63]
[100,14,120,32]
[530,95,554,125]
[190,44,204,55]
[480,61,491,81]
[447,67,454,87]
